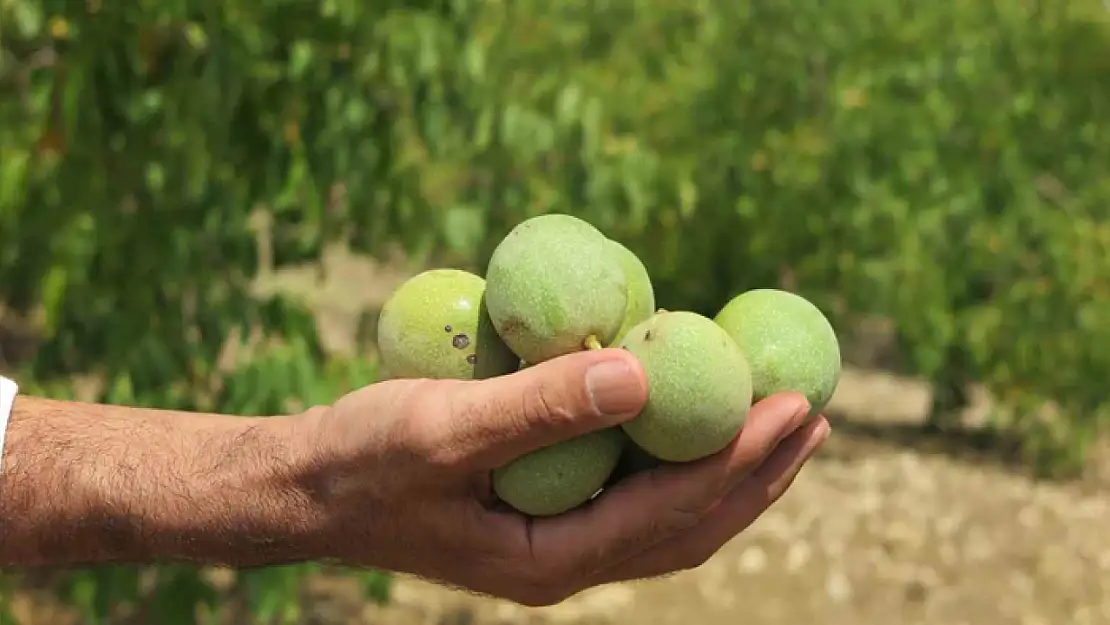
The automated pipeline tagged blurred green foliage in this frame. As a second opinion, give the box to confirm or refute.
[2,0,1110,621]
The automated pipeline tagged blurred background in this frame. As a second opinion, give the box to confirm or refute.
[2,0,1110,623]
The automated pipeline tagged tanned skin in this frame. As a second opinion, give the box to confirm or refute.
[0,349,830,607]
[0,396,324,568]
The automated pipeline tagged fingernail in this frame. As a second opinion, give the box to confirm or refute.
[780,398,812,440]
[794,400,812,421]
[586,359,645,417]
[809,419,832,450]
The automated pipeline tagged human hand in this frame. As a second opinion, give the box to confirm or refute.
[296,347,829,606]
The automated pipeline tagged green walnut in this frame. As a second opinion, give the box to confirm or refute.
[714,288,842,416]
[619,311,753,462]
[484,214,628,364]
[377,269,519,380]
[607,239,656,345]
[492,428,626,517]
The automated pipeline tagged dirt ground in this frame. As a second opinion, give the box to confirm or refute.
[10,248,1110,625]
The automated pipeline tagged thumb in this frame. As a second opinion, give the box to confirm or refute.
[444,347,648,471]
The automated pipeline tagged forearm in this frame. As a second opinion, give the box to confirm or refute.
[0,395,328,568]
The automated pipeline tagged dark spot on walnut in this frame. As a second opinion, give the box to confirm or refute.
[452,333,471,349]
[498,316,527,336]
[466,353,477,365]
[444,325,453,333]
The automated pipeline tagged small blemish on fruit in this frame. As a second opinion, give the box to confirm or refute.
[452,333,471,349]
[466,353,477,365]
[644,329,653,341]
[500,316,527,335]
[444,324,453,333]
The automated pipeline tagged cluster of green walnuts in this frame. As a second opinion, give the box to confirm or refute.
[377,213,842,517]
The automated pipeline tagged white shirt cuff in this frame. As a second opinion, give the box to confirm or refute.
[0,374,17,472]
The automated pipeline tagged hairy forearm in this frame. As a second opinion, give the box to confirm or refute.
[0,395,328,568]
